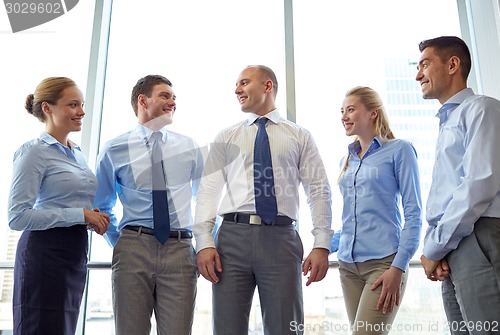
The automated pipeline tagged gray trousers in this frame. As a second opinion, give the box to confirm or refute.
[443,217,500,335]
[338,254,407,335]
[112,229,198,335]
[213,221,304,335]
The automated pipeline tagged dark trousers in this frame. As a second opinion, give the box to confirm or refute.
[13,225,88,335]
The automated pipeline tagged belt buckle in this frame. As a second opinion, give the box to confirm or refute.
[248,215,262,225]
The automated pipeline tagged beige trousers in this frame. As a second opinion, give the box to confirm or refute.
[338,254,408,335]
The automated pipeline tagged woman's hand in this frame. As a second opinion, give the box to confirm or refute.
[84,208,110,235]
[370,266,404,314]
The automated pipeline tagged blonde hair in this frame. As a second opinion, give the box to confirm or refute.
[25,77,77,122]
[338,86,395,180]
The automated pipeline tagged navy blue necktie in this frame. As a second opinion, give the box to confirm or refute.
[254,118,278,224]
[151,131,170,244]
[438,103,460,125]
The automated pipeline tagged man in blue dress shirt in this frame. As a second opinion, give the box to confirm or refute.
[94,75,204,335]
[417,36,500,334]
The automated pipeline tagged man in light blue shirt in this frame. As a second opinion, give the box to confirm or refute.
[417,36,500,333]
[94,75,204,335]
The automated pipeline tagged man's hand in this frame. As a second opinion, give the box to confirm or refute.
[302,248,329,286]
[420,254,449,281]
[433,259,450,281]
[197,247,222,283]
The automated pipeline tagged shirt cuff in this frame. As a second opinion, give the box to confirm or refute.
[423,242,451,261]
[392,253,410,272]
[313,229,335,250]
[66,208,85,227]
[193,232,215,253]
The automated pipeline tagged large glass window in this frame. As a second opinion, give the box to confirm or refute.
[1,0,479,334]
[98,0,286,147]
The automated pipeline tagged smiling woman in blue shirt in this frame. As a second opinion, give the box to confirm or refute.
[8,77,110,335]
[334,86,422,335]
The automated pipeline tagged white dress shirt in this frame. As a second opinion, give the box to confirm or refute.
[193,109,333,252]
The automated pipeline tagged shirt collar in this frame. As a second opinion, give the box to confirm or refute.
[443,87,474,105]
[435,88,475,122]
[245,108,281,126]
[135,123,168,143]
[347,136,383,156]
[67,138,79,151]
[39,132,80,151]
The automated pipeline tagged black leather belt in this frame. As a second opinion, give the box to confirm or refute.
[223,213,294,226]
[123,226,193,239]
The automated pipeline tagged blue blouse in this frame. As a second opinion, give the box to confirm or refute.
[8,132,97,231]
[337,137,422,271]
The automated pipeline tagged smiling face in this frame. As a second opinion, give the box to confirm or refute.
[341,95,377,140]
[416,46,454,104]
[234,67,275,116]
[138,83,176,129]
[42,85,85,139]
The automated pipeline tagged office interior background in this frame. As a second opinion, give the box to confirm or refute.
[1,0,500,334]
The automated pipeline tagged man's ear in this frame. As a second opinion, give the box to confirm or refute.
[448,56,461,76]
[138,94,147,109]
[264,79,273,93]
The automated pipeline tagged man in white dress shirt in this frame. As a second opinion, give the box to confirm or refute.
[193,65,333,335]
